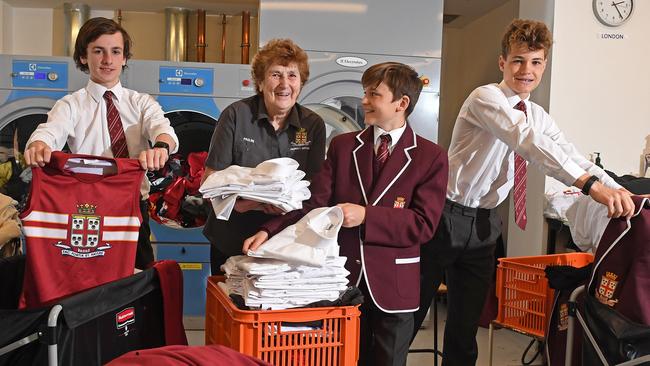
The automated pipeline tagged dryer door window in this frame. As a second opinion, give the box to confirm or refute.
[164,111,216,156]
[304,96,364,149]
[147,111,217,229]
[0,114,50,210]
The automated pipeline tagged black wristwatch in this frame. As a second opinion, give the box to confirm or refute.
[581,175,599,195]
[153,141,170,155]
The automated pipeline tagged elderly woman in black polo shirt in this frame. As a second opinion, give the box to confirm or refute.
[201,38,326,274]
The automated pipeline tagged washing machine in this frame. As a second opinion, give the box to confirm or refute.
[123,60,255,328]
[301,52,440,144]
[0,54,87,204]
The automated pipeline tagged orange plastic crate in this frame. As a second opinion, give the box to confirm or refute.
[205,276,360,366]
[495,253,594,338]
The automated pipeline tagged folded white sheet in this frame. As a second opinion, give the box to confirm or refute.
[247,206,343,266]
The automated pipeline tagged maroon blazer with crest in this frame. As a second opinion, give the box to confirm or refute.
[262,126,448,312]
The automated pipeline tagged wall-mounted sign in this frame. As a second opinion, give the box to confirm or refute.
[597,32,627,40]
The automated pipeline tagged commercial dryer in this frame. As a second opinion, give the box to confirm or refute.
[0,55,87,151]
[300,52,440,144]
[0,54,87,204]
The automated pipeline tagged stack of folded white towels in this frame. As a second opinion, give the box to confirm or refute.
[199,157,311,220]
[218,206,350,310]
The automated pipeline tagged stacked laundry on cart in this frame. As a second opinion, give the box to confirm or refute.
[199,158,311,220]
[219,206,350,310]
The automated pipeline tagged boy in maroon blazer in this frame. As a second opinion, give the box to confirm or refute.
[244,62,448,366]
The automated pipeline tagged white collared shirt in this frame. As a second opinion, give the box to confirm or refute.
[29,79,178,159]
[28,80,179,196]
[373,123,406,154]
[446,81,621,209]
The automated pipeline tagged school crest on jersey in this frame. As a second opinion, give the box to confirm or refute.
[595,271,619,307]
[54,203,112,258]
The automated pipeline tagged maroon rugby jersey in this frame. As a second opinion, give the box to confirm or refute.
[19,152,144,308]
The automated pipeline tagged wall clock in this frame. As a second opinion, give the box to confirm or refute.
[593,0,633,27]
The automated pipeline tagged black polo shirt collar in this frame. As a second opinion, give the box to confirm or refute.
[253,94,302,131]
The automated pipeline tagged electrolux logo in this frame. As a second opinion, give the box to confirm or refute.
[336,56,368,68]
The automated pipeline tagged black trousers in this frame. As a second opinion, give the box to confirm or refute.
[358,278,413,366]
[412,200,499,366]
[135,199,154,270]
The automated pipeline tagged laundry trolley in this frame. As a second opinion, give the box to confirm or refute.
[0,258,186,366]
[563,197,650,366]
[564,285,650,366]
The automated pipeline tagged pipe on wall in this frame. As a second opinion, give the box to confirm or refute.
[241,11,250,64]
[63,3,90,57]
[196,9,206,62]
[165,7,189,62]
[221,14,227,63]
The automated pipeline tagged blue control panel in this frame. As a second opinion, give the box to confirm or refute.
[159,66,213,95]
[12,60,68,89]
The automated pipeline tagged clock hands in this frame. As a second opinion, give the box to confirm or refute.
[611,1,625,19]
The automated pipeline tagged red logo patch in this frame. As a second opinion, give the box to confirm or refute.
[116,307,135,329]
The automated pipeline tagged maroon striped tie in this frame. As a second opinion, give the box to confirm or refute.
[376,134,391,172]
[513,100,527,230]
[103,91,128,158]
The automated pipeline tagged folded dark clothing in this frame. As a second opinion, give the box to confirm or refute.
[545,263,593,290]
[606,170,650,194]
[230,294,247,310]
[304,286,364,308]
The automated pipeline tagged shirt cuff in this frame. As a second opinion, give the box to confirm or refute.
[26,133,55,151]
[558,161,587,187]
[597,174,623,190]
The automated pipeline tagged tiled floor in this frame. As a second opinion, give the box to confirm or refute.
[187,302,545,366]
[408,303,545,366]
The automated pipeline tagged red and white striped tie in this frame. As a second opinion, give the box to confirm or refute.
[513,101,527,230]
[103,91,128,158]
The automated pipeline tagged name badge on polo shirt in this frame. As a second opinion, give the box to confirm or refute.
[393,197,406,209]
[290,128,311,151]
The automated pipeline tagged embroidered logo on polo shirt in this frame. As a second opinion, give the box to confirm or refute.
[295,128,308,144]
[290,128,311,151]
[243,137,255,143]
